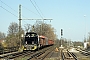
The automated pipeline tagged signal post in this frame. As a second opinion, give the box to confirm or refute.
[60,29,63,47]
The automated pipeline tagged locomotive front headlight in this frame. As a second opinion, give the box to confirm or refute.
[25,41,27,44]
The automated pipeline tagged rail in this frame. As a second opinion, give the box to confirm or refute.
[27,46,55,60]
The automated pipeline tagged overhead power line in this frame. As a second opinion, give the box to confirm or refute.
[0,0,18,13]
[33,0,45,17]
[29,0,43,19]
[0,0,18,18]
[0,0,27,19]
[0,6,18,17]
[22,5,40,17]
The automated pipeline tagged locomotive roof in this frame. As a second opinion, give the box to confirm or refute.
[26,32,37,34]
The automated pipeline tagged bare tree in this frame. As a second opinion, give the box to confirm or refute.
[24,24,32,32]
[0,32,6,48]
[0,32,6,40]
[33,21,57,40]
[8,22,19,35]
[6,22,20,47]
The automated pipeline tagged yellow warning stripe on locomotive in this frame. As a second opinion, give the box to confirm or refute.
[32,46,37,50]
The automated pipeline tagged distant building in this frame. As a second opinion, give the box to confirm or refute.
[84,42,87,49]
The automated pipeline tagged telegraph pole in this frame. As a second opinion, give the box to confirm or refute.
[19,5,22,47]
[18,5,52,47]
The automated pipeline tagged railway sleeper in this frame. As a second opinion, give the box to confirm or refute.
[34,51,45,59]
[61,52,65,60]
[67,50,74,59]
[37,51,50,59]
[67,52,73,57]
[64,52,72,59]
[71,52,78,60]
[27,46,54,60]
[36,48,54,60]
[64,52,73,59]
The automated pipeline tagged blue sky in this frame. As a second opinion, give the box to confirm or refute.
[0,0,90,41]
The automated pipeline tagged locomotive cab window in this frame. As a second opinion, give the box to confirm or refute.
[25,32,38,45]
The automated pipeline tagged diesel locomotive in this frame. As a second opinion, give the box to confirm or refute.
[23,32,54,50]
[23,32,39,50]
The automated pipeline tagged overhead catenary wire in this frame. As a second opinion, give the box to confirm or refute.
[0,6,18,18]
[29,0,43,19]
[33,0,45,18]
[0,0,18,13]
[0,0,18,17]
[0,0,30,24]
[0,0,48,25]
[0,0,39,25]
[0,0,45,20]
[0,0,44,20]
[22,5,40,17]
[0,0,29,19]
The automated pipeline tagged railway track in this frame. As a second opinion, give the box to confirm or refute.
[0,50,34,60]
[26,46,78,60]
[27,46,55,60]
[0,45,55,60]
[27,47,78,60]
[76,48,90,56]
[0,47,18,55]
[61,49,78,60]
[0,46,78,60]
